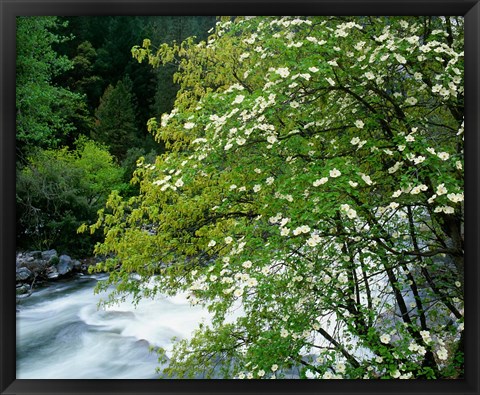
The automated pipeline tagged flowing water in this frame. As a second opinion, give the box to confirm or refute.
[16,274,211,379]
[16,273,400,379]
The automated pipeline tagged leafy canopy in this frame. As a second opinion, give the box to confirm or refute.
[16,16,87,150]
[88,16,464,379]
[17,138,126,255]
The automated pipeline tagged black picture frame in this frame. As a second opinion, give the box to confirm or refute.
[1,1,479,394]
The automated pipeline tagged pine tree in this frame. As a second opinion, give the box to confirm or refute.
[92,76,139,159]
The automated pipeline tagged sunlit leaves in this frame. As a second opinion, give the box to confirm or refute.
[92,16,463,379]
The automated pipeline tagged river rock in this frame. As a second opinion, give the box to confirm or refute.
[16,252,25,268]
[16,251,35,267]
[16,267,33,282]
[17,250,91,288]
[41,249,58,264]
[23,260,46,274]
[16,283,30,295]
[56,255,74,276]
[17,251,47,272]
[30,251,42,259]
[46,266,60,279]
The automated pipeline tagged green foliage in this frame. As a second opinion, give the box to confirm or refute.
[57,16,159,129]
[144,16,216,119]
[121,147,157,180]
[90,16,463,379]
[16,138,126,255]
[15,16,216,255]
[16,16,87,150]
[52,16,216,153]
[65,41,104,111]
[92,76,141,159]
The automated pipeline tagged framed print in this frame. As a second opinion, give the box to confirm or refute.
[1,1,479,394]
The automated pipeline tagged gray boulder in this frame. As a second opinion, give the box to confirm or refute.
[16,283,30,295]
[17,250,81,283]
[30,251,42,259]
[16,252,25,268]
[16,267,32,282]
[16,251,36,267]
[56,255,74,276]
[16,251,47,273]
[41,249,58,264]
[23,259,47,274]
[46,266,60,279]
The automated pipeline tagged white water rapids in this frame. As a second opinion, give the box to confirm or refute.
[16,272,411,379]
[16,275,211,379]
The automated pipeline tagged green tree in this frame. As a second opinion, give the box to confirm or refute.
[65,41,103,110]
[88,16,464,379]
[55,17,158,132]
[92,76,140,159]
[145,16,216,119]
[52,16,216,153]
[16,16,87,151]
[17,138,126,255]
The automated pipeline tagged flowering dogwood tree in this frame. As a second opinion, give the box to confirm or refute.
[84,16,464,379]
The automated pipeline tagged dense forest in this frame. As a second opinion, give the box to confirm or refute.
[16,16,464,380]
[16,16,215,255]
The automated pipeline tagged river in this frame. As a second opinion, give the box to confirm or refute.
[16,272,401,379]
[16,274,211,379]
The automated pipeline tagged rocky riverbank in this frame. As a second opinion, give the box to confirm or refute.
[16,250,99,298]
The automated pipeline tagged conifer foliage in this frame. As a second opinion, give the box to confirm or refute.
[92,77,140,159]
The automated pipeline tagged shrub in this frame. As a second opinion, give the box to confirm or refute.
[16,138,126,256]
